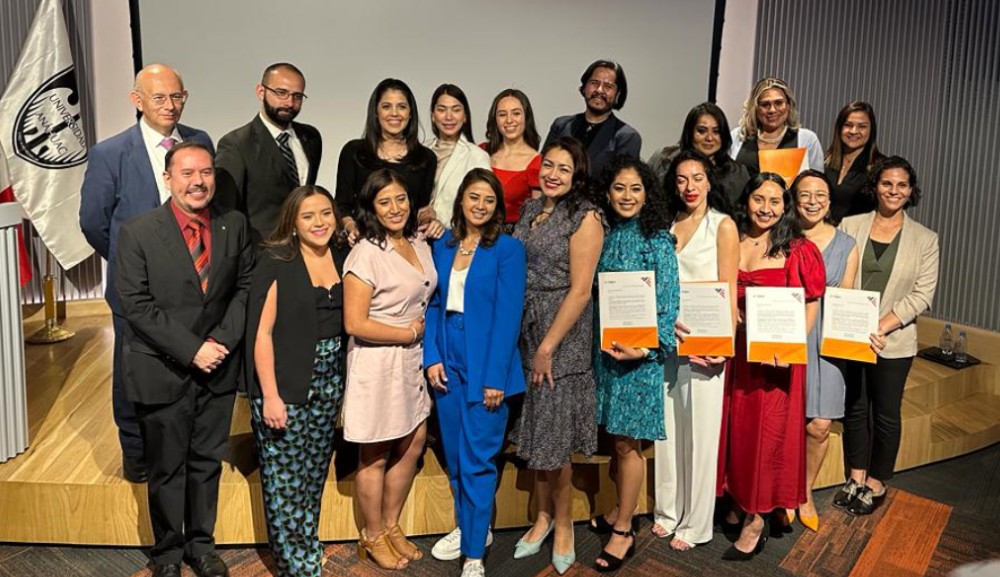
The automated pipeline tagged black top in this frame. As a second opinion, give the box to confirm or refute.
[569,117,603,150]
[734,128,800,176]
[335,138,437,221]
[716,160,752,210]
[825,160,877,224]
[244,244,349,404]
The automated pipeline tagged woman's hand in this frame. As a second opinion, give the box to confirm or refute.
[674,320,691,342]
[419,218,446,239]
[601,341,647,362]
[688,355,728,368]
[343,219,360,246]
[531,346,554,388]
[870,331,887,355]
[759,354,790,369]
[427,363,448,392]
[417,205,437,223]
[483,388,505,411]
[262,395,288,430]
[408,318,425,343]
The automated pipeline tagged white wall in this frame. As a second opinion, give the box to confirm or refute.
[87,2,134,141]
[716,0,759,128]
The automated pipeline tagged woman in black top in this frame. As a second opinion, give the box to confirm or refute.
[824,101,885,223]
[336,78,442,240]
[245,185,348,577]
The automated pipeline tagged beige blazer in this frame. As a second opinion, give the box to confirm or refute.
[427,135,491,227]
[839,211,939,358]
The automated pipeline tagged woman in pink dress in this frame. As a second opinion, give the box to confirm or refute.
[717,172,825,561]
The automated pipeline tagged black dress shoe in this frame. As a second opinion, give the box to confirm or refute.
[846,486,886,516]
[150,563,181,577]
[187,552,228,577]
[122,455,149,483]
[721,516,769,561]
[832,478,863,509]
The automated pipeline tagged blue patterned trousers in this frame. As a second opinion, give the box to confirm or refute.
[251,337,344,577]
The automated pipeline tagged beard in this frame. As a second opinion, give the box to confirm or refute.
[584,93,612,116]
[263,100,299,128]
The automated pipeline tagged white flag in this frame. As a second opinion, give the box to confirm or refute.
[0,0,93,270]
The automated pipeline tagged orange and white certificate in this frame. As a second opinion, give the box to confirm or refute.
[820,287,880,363]
[598,271,659,350]
[759,147,808,187]
[677,282,734,357]
[745,287,808,365]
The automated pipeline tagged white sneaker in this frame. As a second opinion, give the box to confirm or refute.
[431,527,494,561]
[461,559,485,577]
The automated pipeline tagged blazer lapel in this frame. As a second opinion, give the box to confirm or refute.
[438,238,457,304]
[253,116,298,185]
[153,204,202,292]
[206,209,229,296]
[437,138,469,193]
[295,122,321,183]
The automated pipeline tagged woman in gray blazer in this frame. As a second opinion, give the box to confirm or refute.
[836,156,939,516]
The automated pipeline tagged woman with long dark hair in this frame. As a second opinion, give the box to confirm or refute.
[482,88,543,228]
[824,101,885,222]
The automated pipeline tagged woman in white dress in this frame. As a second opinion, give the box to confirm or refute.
[652,149,739,550]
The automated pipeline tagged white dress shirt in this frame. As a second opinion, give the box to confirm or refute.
[138,118,183,203]
[259,111,309,186]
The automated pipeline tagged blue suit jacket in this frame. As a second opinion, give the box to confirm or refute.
[424,230,527,402]
[80,123,214,314]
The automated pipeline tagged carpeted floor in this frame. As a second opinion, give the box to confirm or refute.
[2,442,998,577]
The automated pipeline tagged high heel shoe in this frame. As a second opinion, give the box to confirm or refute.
[513,518,554,559]
[721,515,743,542]
[551,527,576,575]
[589,513,641,535]
[798,503,820,532]
[358,528,406,570]
[593,527,635,573]
[386,524,423,561]
[721,516,769,561]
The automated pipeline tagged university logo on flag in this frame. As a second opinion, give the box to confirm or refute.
[11,66,87,169]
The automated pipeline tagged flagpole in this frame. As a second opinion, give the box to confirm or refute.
[25,251,74,344]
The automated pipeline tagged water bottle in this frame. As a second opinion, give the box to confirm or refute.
[939,323,954,357]
[954,331,968,364]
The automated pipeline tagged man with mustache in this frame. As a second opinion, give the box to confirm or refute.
[542,60,642,175]
[216,63,322,244]
[80,64,214,484]
[116,142,253,577]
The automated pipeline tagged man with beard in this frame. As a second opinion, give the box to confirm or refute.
[543,60,642,175]
[80,64,214,484]
[216,63,322,244]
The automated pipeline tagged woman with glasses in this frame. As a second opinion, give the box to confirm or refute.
[482,89,543,231]
[791,170,858,532]
[729,77,824,176]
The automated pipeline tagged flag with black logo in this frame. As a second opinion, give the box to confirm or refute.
[0,0,93,270]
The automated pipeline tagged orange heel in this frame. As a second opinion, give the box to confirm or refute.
[359,529,407,570]
[387,524,423,561]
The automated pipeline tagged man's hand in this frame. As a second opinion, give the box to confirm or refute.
[192,341,229,373]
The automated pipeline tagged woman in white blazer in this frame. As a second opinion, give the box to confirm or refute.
[425,84,491,228]
[836,156,939,516]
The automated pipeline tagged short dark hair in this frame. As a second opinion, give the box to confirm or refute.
[449,168,506,248]
[541,137,595,218]
[579,59,628,110]
[735,172,803,259]
[680,102,735,169]
[361,78,421,159]
[597,155,672,239]
[484,88,541,155]
[263,185,345,259]
[791,169,835,225]
[164,141,214,172]
[866,155,923,209]
[355,168,418,247]
[665,149,731,217]
[430,84,475,142]
[261,62,305,85]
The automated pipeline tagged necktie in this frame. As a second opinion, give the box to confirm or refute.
[160,137,176,150]
[276,132,299,182]
[187,218,209,292]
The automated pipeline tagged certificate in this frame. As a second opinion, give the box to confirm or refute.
[745,286,807,364]
[759,147,808,187]
[677,282,734,357]
[598,271,659,350]
[821,287,880,363]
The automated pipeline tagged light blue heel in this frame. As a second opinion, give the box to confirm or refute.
[513,519,554,559]
[551,529,576,575]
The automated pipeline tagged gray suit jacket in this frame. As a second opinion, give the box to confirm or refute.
[840,211,939,358]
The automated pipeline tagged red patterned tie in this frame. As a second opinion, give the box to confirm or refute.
[187,218,209,292]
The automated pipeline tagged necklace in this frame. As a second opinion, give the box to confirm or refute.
[757,126,788,145]
[458,237,480,256]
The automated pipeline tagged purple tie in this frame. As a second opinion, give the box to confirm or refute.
[160,137,176,150]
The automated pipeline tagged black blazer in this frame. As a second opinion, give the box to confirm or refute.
[115,203,255,404]
[244,244,348,404]
[215,115,322,244]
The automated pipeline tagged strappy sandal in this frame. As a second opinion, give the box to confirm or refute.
[593,527,635,573]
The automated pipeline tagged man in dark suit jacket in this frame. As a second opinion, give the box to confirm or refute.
[216,62,322,244]
[543,59,642,176]
[79,64,214,483]
[116,142,253,577]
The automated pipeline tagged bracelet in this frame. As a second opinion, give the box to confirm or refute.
[410,327,418,343]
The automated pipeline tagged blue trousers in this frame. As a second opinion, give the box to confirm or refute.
[251,338,344,577]
[434,313,508,559]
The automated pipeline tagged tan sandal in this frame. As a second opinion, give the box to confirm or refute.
[358,528,408,570]
[386,524,424,561]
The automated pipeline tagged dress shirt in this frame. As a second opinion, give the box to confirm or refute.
[168,199,212,265]
[258,111,309,186]
[139,118,184,203]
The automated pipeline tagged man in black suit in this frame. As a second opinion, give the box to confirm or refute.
[116,142,253,577]
[216,62,322,244]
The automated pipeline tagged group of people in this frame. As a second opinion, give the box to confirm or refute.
[78,58,939,577]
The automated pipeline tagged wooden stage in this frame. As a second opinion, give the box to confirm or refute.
[1,303,998,546]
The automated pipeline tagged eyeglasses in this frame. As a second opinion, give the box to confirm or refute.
[757,98,788,111]
[138,91,187,107]
[586,79,617,92]
[796,191,830,203]
[263,85,308,102]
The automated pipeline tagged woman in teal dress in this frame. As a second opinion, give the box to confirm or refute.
[590,156,680,573]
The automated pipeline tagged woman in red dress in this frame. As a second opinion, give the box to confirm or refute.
[717,172,825,561]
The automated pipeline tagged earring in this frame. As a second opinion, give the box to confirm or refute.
[292,231,297,236]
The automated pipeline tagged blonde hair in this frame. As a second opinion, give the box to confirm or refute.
[738,77,800,140]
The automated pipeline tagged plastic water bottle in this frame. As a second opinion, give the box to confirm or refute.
[939,323,954,357]
[954,331,968,364]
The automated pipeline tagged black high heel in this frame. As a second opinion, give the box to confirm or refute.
[593,527,636,573]
[721,515,769,561]
[589,514,640,535]
[721,515,743,542]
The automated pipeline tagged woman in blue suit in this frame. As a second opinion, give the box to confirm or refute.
[425,168,527,577]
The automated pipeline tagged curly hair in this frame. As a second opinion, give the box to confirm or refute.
[596,155,673,239]
[735,172,803,259]
[865,155,923,210]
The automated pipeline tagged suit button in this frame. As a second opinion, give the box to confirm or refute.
[419,385,424,392]
[421,301,426,307]
[418,364,423,371]
[423,281,430,287]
